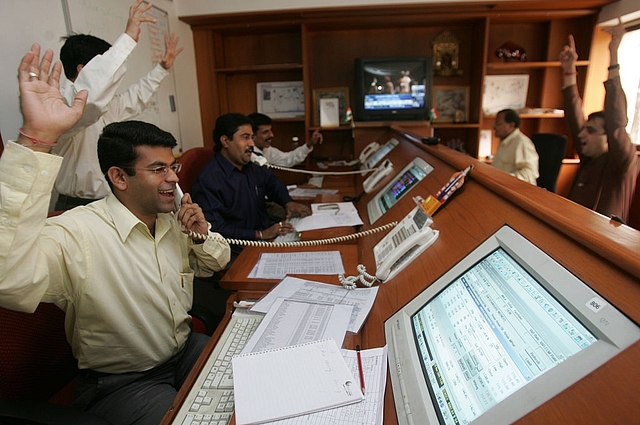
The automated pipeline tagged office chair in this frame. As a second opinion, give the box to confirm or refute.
[531,133,568,193]
[176,147,215,194]
[0,303,112,425]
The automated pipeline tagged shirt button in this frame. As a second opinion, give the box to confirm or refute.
[40,170,48,176]
[23,165,32,173]
[3,219,11,226]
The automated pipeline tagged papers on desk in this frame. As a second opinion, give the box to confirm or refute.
[289,187,338,198]
[248,251,345,279]
[232,338,363,425]
[293,202,364,232]
[241,298,353,354]
[251,277,378,333]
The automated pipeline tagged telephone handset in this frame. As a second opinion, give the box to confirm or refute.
[363,159,393,193]
[174,184,185,212]
[373,205,439,282]
[251,152,268,167]
[358,141,381,165]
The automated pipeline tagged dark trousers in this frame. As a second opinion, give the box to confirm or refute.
[73,331,209,425]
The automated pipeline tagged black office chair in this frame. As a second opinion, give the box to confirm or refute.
[531,133,568,193]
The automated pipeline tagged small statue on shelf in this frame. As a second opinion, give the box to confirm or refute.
[432,31,464,76]
[496,41,527,62]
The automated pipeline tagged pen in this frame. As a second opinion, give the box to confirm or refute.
[356,344,365,395]
[435,164,473,202]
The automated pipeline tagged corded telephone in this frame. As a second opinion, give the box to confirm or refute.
[358,141,380,166]
[372,205,438,282]
[362,159,393,193]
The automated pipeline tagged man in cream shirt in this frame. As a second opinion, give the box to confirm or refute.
[491,108,539,185]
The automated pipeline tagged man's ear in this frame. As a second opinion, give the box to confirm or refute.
[220,135,230,149]
[107,167,129,191]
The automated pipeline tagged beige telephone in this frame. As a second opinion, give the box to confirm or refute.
[358,141,381,166]
[372,205,438,282]
[363,159,393,193]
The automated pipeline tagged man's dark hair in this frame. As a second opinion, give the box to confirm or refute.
[498,109,521,128]
[212,113,254,153]
[247,112,272,133]
[98,121,177,189]
[60,34,112,80]
[588,111,607,132]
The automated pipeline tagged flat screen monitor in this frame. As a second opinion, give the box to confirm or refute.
[385,226,640,425]
[367,157,433,224]
[355,57,432,122]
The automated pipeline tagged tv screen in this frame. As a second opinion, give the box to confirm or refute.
[385,226,640,425]
[355,57,432,122]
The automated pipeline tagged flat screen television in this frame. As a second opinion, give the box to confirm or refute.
[355,56,432,122]
[384,226,640,425]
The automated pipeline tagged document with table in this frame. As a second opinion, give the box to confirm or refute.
[248,251,345,279]
[251,277,379,333]
[232,338,363,425]
[292,202,364,232]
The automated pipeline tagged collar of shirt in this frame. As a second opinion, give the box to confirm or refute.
[500,128,522,147]
[105,193,175,242]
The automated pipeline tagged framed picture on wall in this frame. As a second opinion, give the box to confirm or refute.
[312,87,350,127]
[432,85,470,123]
[256,81,305,119]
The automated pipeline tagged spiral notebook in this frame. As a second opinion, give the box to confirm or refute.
[232,338,364,425]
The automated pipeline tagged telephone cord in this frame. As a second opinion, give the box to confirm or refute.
[267,162,378,176]
[186,221,398,248]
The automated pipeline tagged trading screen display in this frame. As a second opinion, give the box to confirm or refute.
[411,248,597,424]
[378,164,428,213]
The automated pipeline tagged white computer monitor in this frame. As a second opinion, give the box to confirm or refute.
[367,157,433,224]
[385,225,640,425]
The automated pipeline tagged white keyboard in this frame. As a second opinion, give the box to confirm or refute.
[273,216,301,243]
[172,315,263,425]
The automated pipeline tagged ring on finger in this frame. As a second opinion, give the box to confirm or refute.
[28,72,38,79]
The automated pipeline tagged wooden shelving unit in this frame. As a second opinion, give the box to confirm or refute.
[182,2,610,160]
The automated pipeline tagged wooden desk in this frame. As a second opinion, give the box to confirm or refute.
[164,125,640,425]
[219,244,360,291]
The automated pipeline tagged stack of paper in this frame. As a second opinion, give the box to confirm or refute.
[233,338,364,424]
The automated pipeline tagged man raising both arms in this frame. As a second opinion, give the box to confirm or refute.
[559,23,638,222]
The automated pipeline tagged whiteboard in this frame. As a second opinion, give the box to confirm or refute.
[482,74,529,115]
[63,0,181,150]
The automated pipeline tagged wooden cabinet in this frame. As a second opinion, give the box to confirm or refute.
[182,3,610,160]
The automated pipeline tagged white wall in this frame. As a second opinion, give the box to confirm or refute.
[0,0,203,151]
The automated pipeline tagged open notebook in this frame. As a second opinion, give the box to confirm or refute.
[232,338,364,425]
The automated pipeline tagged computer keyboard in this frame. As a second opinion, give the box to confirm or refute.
[273,216,301,243]
[172,314,263,425]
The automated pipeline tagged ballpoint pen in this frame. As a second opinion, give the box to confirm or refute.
[356,345,365,395]
[435,164,473,202]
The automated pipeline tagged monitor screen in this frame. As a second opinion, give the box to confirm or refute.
[355,57,432,122]
[367,157,433,224]
[385,226,640,425]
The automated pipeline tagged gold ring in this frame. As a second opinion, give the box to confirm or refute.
[279,222,282,228]
[28,72,38,78]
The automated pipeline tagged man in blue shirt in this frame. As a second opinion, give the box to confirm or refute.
[192,113,311,260]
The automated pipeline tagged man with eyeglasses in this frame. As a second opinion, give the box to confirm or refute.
[560,23,639,223]
[0,45,230,425]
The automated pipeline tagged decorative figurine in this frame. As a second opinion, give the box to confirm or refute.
[496,41,527,62]
[432,31,464,76]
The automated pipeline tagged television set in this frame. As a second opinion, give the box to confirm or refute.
[385,226,640,425]
[355,56,432,122]
[367,157,433,224]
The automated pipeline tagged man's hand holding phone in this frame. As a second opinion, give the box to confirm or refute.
[174,185,209,242]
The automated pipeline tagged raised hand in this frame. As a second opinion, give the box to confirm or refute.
[160,32,184,70]
[125,0,156,42]
[18,44,87,151]
[558,34,578,73]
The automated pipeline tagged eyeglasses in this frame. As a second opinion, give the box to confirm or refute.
[124,163,182,175]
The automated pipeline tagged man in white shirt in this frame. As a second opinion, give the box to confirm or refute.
[2,44,229,425]
[491,108,539,185]
[248,112,323,167]
[54,0,183,210]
